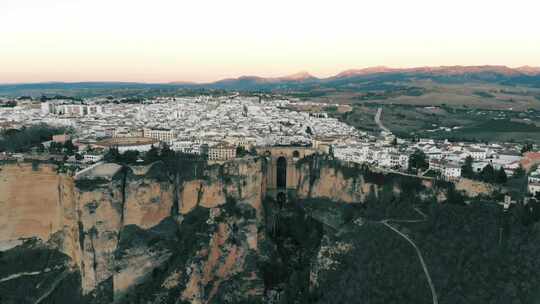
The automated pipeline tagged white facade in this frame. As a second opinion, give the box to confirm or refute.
[208,143,236,161]
[117,143,154,153]
[83,154,103,163]
[143,128,175,143]
[529,183,540,197]
[172,141,201,154]
[443,166,462,180]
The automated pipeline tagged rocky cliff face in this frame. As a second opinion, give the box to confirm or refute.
[0,158,267,303]
[296,162,377,203]
[0,156,452,303]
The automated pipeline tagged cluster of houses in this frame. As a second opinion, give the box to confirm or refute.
[2,95,539,198]
[1,96,361,163]
[333,135,528,182]
[415,139,523,179]
[528,165,540,197]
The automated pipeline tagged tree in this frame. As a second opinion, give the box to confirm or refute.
[236,146,248,157]
[122,150,140,164]
[104,147,120,163]
[480,164,495,183]
[75,153,83,161]
[496,167,508,184]
[249,146,258,156]
[391,137,398,146]
[514,165,526,179]
[0,124,67,153]
[461,155,475,178]
[49,141,63,154]
[408,149,428,173]
[63,140,76,155]
[521,142,533,155]
[144,145,160,164]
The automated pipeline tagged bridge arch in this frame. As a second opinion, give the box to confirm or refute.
[276,156,287,189]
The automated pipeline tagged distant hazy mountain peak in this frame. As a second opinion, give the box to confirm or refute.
[516,65,540,75]
[334,66,397,78]
[280,71,317,81]
[332,65,531,78]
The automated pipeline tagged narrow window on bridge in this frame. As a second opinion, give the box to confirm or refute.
[292,150,300,158]
[276,156,287,189]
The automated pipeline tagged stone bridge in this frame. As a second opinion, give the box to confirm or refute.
[256,146,322,201]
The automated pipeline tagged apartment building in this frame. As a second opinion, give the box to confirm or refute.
[143,128,175,143]
[208,143,236,161]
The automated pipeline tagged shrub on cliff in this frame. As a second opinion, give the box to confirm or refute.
[0,124,67,152]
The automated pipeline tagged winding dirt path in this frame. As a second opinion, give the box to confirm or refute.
[0,265,63,283]
[381,208,439,304]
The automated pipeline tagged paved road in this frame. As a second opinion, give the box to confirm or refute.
[374,107,391,133]
[381,208,439,304]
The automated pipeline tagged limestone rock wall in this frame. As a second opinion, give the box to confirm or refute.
[0,163,66,244]
[76,176,124,294]
[296,165,375,203]
[0,159,267,303]
[0,156,455,303]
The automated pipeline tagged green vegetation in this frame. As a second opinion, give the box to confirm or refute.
[235,145,257,157]
[0,100,17,107]
[425,119,540,143]
[408,149,429,173]
[323,105,338,112]
[327,102,540,143]
[311,189,540,304]
[49,139,77,155]
[460,119,540,133]
[353,86,425,101]
[74,177,110,191]
[0,124,67,152]
[473,90,495,98]
[0,240,81,304]
[462,158,508,184]
[261,196,324,304]
[521,142,534,154]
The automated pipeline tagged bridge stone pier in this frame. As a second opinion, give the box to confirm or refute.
[256,146,321,202]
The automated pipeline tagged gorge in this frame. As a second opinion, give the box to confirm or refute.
[1,151,539,304]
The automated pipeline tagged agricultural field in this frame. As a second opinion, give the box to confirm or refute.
[328,103,540,143]
[309,82,540,111]
[304,81,540,143]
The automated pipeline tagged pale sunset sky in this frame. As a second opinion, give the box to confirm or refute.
[1,0,539,83]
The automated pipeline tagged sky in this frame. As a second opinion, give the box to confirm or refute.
[1,0,539,83]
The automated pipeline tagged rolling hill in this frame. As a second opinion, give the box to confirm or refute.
[1,65,539,96]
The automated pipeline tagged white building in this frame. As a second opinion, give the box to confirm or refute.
[430,159,461,180]
[466,148,487,160]
[443,164,462,180]
[172,141,201,154]
[143,128,175,143]
[83,153,103,163]
[94,137,159,153]
[529,183,540,197]
[208,143,236,161]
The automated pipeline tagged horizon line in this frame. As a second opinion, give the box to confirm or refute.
[1,64,539,86]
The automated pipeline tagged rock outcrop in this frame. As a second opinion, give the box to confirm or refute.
[0,158,268,303]
[0,156,457,303]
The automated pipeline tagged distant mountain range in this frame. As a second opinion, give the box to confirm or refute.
[1,65,540,96]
